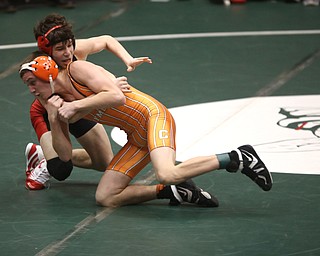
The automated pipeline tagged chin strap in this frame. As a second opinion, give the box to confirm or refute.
[49,74,54,94]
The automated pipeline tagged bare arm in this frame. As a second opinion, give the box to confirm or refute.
[75,35,152,71]
[44,95,73,162]
[58,60,126,122]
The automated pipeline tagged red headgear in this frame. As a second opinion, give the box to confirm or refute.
[37,25,62,55]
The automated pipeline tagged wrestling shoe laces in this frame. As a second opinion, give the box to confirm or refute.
[234,145,273,191]
[25,143,44,175]
[170,179,219,207]
[25,159,50,190]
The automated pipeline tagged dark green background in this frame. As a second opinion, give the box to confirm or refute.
[0,1,319,255]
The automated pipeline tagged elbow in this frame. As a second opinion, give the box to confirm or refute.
[115,93,126,106]
[100,34,112,40]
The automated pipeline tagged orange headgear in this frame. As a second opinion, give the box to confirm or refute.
[20,56,59,93]
[37,25,62,55]
[20,56,58,81]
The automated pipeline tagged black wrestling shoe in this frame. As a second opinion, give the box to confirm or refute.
[169,179,219,207]
[234,145,273,191]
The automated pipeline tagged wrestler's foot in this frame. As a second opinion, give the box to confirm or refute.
[25,143,44,176]
[25,159,50,190]
[169,179,219,207]
[227,145,273,191]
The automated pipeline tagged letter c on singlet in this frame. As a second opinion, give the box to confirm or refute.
[159,129,168,139]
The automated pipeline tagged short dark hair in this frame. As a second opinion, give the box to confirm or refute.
[34,13,75,47]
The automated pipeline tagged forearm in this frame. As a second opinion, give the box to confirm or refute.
[103,35,134,66]
[75,36,151,72]
[77,36,133,65]
[49,116,72,162]
[73,91,125,113]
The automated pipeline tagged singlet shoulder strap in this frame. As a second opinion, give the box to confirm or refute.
[67,62,93,97]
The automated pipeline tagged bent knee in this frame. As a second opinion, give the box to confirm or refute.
[47,157,73,181]
[155,169,180,185]
[95,190,119,208]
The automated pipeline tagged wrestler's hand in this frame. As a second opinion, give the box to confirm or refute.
[46,95,64,120]
[58,101,78,122]
[126,57,152,72]
[116,76,131,93]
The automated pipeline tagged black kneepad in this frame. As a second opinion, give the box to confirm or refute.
[47,157,73,181]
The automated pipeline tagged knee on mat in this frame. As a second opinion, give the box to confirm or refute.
[47,157,73,181]
[95,192,117,208]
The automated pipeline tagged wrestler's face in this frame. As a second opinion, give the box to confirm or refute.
[51,39,74,69]
[22,71,52,100]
